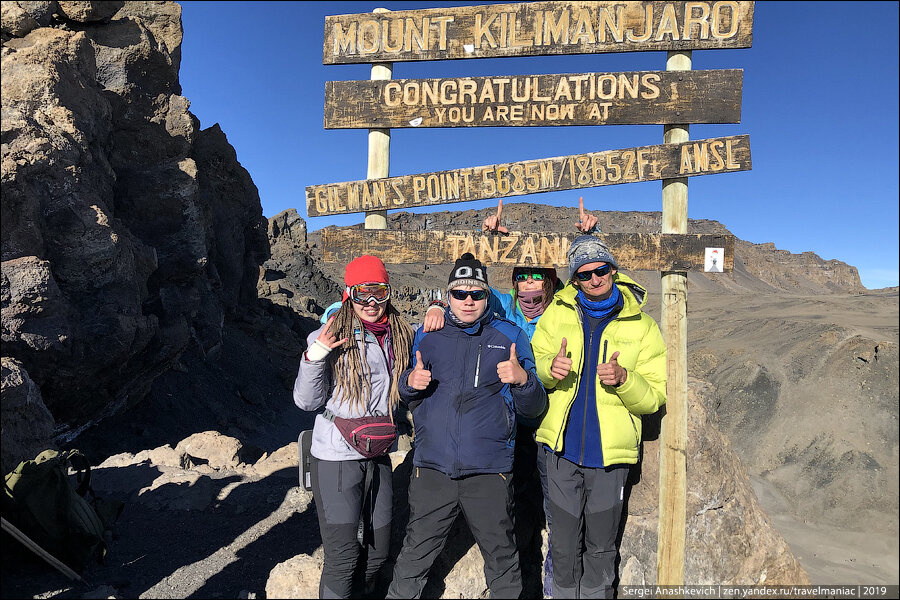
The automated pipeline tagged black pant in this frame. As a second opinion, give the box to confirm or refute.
[387,467,522,599]
[311,456,392,599]
[545,454,629,599]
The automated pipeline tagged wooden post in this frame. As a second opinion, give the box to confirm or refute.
[657,50,690,587]
[365,7,391,230]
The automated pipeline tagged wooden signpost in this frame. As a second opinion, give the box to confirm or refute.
[323,229,734,271]
[312,0,756,588]
[324,69,743,128]
[307,135,750,217]
[323,1,754,64]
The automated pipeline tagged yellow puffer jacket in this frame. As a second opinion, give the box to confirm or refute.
[532,274,666,465]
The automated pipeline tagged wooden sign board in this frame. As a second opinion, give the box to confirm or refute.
[325,69,742,129]
[307,135,750,217]
[324,1,754,64]
[322,229,734,271]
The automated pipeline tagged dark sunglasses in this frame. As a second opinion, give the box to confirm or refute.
[573,264,612,282]
[448,289,488,301]
[514,272,545,282]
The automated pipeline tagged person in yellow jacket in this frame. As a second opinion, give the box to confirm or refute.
[531,235,667,599]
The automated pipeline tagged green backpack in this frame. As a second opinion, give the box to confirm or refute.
[2,449,107,571]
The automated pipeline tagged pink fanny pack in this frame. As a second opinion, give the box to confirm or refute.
[324,409,397,458]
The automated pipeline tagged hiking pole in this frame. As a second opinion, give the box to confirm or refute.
[1,516,84,582]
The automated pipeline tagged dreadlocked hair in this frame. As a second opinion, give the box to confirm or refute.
[329,300,415,420]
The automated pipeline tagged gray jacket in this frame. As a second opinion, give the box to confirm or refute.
[293,323,395,461]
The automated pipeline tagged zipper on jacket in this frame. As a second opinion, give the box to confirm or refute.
[473,344,482,388]
[578,325,596,466]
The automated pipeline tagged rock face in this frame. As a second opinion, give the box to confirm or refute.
[258,208,343,321]
[1,1,267,471]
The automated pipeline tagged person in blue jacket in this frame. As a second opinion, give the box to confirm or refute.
[386,253,548,600]
[481,197,599,338]
[482,197,600,598]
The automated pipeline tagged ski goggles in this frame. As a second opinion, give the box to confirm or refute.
[573,264,612,282]
[347,283,391,304]
[514,272,545,282]
[448,288,488,301]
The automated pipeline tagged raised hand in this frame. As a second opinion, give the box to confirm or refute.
[597,350,627,386]
[550,337,573,381]
[497,343,527,386]
[316,314,349,350]
[483,198,509,234]
[575,196,598,233]
[408,350,432,391]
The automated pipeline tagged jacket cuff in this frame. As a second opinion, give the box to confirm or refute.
[304,339,332,362]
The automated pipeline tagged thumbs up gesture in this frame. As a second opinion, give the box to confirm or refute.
[408,350,432,391]
[597,350,627,387]
[497,343,527,386]
[550,338,572,381]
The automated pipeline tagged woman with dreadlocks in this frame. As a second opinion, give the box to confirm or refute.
[293,255,415,599]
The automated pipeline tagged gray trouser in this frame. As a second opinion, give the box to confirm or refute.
[311,456,392,599]
[545,453,629,599]
[387,466,523,599]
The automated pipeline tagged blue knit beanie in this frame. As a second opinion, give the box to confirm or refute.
[567,235,618,280]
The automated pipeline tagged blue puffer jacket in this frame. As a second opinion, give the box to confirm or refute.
[399,309,547,479]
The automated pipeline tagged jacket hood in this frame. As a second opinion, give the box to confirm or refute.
[555,273,647,318]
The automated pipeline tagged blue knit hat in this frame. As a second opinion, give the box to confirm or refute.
[567,235,618,280]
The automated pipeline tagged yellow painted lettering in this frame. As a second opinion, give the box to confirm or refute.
[333,22,357,55]
[712,1,740,39]
[680,145,694,174]
[626,5,653,42]
[599,5,624,42]
[725,139,740,168]
[474,12,498,48]
[655,4,680,41]
[683,2,711,39]
[571,9,596,44]
[412,176,426,202]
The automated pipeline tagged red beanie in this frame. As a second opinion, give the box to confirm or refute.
[344,255,389,287]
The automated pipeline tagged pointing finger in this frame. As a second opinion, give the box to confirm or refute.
[496,198,503,222]
[579,196,585,220]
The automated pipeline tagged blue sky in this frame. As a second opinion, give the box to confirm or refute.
[178,1,899,289]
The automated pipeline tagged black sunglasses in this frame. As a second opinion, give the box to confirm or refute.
[573,264,612,281]
[449,289,488,301]
[514,272,545,282]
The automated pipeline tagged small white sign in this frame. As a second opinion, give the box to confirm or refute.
[704,247,724,272]
[409,117,423,127]
[464,44,475,53]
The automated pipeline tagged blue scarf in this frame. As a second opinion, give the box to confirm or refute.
[576,284,623,319]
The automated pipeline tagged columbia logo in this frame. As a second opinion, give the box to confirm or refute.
[487,345,506,350]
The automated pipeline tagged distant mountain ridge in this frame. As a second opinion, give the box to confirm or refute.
[300,203,866,311]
